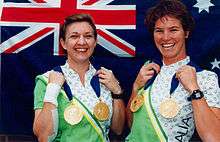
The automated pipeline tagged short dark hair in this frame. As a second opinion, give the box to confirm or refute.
[145,0,195,36]
[60,13,97,40]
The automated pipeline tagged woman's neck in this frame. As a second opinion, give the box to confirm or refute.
[163,54,187,65]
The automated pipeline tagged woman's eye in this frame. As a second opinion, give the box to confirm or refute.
[170,29,178,32]
[154,29,163,33]
[84,35,94,39]
[70,35,79,39]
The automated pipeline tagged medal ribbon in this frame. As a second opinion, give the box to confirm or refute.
[144,59,162,90]
[169,61,203,94]
[53,66,101,100]
[144,60,203,95]
[90,75,101,98]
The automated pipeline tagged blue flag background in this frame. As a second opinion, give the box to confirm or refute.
[1,0,220,138]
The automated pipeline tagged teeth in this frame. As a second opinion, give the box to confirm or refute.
[76,48,87,52]
[162,43,174,48]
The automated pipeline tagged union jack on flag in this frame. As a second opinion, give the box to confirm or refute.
[0,0,136,57]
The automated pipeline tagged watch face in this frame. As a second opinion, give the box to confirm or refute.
[192,90,204,100]
[195,93,201,98]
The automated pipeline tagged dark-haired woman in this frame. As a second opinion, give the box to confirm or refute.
[126,0,220,142]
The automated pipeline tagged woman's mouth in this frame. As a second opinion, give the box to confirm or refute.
[75,48,88,52]
[162,43,175,49]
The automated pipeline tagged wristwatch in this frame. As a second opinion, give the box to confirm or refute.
[187,89,204,101]
[111,90,124,99]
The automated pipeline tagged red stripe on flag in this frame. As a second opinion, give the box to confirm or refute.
[4,27,54,53]
[97,29,135,56]
[82,0,99,5]
[60,0,76,10]
[1,8,135,25]
[33,0,47,3]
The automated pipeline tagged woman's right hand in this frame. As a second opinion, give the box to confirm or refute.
[48,71,65,86]
[133,62,160,92]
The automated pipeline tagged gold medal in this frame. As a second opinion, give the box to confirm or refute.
[93,101,110,121]
[159,98,180,119]
[64,102,83,125]
[130,95,144,112]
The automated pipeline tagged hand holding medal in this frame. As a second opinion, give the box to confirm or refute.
[96,67,122,95]
[158,64,202,119]
[133,63,160,92]
[94,67,124,121]
[159,65,198,119]
[175,65,200,93]
[130,63,160,112]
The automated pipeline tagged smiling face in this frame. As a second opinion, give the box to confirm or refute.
[60,21,97,64]
[154,16,189,65]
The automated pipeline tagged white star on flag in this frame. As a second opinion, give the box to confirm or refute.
[211,58,220,70]
[193,0,214,13]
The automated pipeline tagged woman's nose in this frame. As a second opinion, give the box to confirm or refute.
[77,35,86,45]
[162,31,171,41]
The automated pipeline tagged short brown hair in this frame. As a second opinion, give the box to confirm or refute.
[145,0,195,36]
[60,13,97,40]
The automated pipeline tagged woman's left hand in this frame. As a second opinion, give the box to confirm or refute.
[176,65,200,93]
[96,67,122,94]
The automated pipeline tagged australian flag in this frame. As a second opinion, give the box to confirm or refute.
[0,0,220,138]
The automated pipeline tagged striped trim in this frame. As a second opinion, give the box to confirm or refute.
[143,86,167,142]
[68,98,106,142]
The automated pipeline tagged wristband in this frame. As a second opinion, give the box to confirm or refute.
[44,83,61,107]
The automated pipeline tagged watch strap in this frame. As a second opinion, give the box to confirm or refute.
[111,92,123,99]
[187,89,204,101]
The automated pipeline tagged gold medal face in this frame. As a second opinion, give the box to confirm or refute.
[93,102,110,121]
[64,103,83,125]
[159,98,180,119]
[130,95,144,112]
